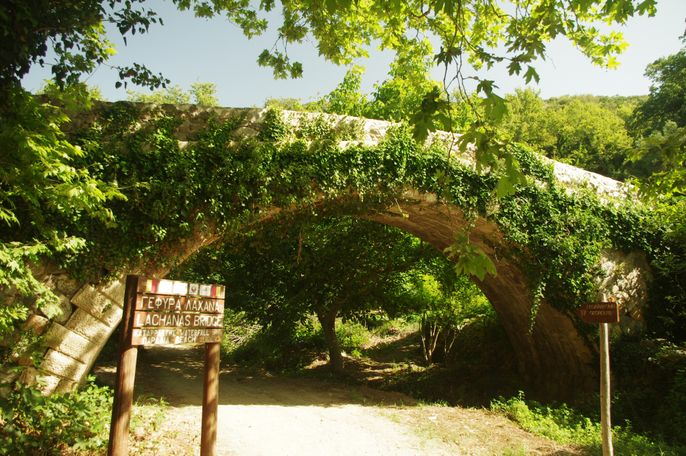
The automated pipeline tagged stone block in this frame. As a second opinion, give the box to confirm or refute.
[17,354,34,367]
[28,260,61,279]
[65,309,114,343]
[52,293,74,324]
[40,349,88,382]
[18,367,38,387]
[38,374,62,395]
[99,301,123,327]
[0,368,19,385]
[44,323,99,364]
[71,286,123,326]
[23,313,50,335]
[51,273,81,298]
[100,278,126,305]
[56,377,78,394]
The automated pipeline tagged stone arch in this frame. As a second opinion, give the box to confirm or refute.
[3,105,649,398]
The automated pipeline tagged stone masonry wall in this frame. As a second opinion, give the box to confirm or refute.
[2,274,126,394]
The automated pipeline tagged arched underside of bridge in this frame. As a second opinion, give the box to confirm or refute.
[11,191,596,398]
[3,104,648,399]
[367,192,596,395]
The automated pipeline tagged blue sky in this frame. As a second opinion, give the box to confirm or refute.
[22,0,686,106]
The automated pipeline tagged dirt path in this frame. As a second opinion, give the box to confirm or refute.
[95,346,580,456]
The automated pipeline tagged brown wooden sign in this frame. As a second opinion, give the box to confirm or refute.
[132,312,224,329]
[131,328,224,346]
[109,275,223,456]
[130,277,225,346]
[135,294,224,313]
[578,301,620,324]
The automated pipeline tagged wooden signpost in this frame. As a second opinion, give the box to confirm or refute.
[108,275,225,456]
[579,300,620,456]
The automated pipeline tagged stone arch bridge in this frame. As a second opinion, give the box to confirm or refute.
[4,104,650,398]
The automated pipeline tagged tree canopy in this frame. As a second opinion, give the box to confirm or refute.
[501,89,638,180]
[631,46,686,137]
[2,1,658,113]
[629,43,686,197]
[179,216,433,370]
[127,82,219,106]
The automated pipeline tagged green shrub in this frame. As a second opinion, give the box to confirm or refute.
[370,317,418,338]
[221,309,261,355]
[657,367,686,445]
[491,392,686,455]
[0,377,112,455]
[227,319,325,371]
[336,320,370,356]
[612,337,686,446]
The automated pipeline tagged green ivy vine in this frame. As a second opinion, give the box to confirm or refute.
[55,103,658,326]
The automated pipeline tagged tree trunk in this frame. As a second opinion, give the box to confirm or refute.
[317,307,343,372]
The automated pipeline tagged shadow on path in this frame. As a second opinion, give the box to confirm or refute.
[95,345,414,408]
[94,346,581,456]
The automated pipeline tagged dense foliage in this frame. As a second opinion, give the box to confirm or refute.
[2,0,653,109]
[491,392,686,455]
[0,378,112,455]
[392,271,490,364]
[630,47,686,138]
[0,0,670,346]
[629,44,686,342]
[59,103,651,316]
[0,0,168,95]
[0,92,663,342]
[0,87,122,340]
[127,82,219,106]
[0,0,659,192]
[178,216,429,370]
[501,89,641,180]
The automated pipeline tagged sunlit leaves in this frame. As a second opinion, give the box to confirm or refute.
[0,88,123,337]
[314,66,367,116]
[173,0,267,37]
[495,153,526,198]
[630,48,686,138]
[109,0,162,38]
[501,89,637,180]
[257,50,303,79]
[411,87,451,142]
[478,88,507,124]
[523,66,540,85]
[631,122,686,198]
[127,82,219,106]
[114,63,169,90]
[444,232,496,281]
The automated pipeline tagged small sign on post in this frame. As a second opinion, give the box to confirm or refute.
[578,301,620,324]
[108,275,225,456]
[579,300,619,456]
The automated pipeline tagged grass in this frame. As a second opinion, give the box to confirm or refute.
[127,395,171,455]
[58,390,169,455]
[491,392,686,456]
[501,445,529,456]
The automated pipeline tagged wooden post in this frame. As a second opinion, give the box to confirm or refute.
[108,275,140,456]
[201,342,220,456]
[600,322,613,456]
